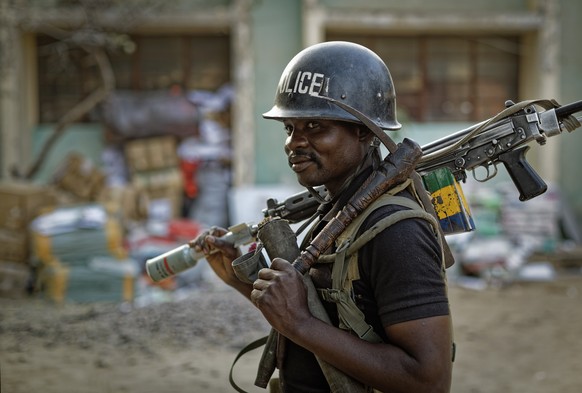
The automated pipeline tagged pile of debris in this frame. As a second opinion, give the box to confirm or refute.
[448,180,582,289]
[0,86,234,304]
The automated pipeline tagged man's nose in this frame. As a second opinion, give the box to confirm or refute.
[285,130,308,151]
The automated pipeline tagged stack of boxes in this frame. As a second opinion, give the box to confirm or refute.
[123,135,183,221]
[30,204,137,304]
[1,135,186,303]
[52,153,106,201]
[0,182,55,298]
[500,186,561,253]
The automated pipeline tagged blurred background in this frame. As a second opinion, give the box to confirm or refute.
[1,1,582,392]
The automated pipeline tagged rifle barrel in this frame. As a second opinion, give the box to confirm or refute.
[421,101,582,156]
[420,118,493,155]
[555,100,582,118]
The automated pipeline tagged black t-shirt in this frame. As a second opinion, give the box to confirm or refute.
[280,173,450,392]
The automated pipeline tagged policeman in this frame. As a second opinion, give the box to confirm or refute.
[193,41,453,393]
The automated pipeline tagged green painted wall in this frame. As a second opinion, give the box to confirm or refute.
[252,0,302,185]
[558,0,582,228]
[30,125,104,184]
[20,0,582,231]
[247,0,582,234]
[250,0,539,186]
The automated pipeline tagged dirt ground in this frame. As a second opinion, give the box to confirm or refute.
[1,272,582,393]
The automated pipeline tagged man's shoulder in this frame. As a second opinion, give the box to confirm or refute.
[358,190,431,235]
[361,190,416,219]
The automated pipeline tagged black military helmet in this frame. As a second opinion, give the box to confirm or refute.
[263,41,401,131]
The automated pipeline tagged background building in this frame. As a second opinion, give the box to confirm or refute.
[1,0,581,230]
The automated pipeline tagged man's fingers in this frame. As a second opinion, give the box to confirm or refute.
[250,289,261,307]
[209,226,227,237]
[252,278,268,290]
[270,257,293,271]
[208,235,229,248]
[189,226,232,255]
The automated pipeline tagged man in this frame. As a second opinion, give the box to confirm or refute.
[192,41,453,393]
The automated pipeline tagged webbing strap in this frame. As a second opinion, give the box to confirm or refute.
[316,184,412,265]
[229,335,269,393]
[348,198,437,256]
[352,207,445,266]
[317,193,445,343]
[319,288,383,343]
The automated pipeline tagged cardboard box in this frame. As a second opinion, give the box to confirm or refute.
[0,229,29,263]
[31,217,127,267]
[38,258,137,304]
[124,139,149,173]
[0,182,55,231]
[124,136,178,175]
[52,153,106,200]
[0,261,30,298]
[131,168,183,220]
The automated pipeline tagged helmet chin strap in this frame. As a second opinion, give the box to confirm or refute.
[301,146,374,233]
[301,96,399,221]
[318,95,457,270]
[318,96,399,154]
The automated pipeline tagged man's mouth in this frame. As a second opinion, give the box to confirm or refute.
[288,154,314,172]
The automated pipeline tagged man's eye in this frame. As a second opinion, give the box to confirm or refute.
[284,125,293,134]
[307,121,319,129]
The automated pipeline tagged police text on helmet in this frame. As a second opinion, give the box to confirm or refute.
[279,71,328,97]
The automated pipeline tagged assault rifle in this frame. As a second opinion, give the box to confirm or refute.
[417,99,582,201]
[146,99,582,281]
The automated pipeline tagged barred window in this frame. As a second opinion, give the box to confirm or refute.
[326,33,520,122]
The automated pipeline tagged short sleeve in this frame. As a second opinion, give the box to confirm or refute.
[354,205,450,329]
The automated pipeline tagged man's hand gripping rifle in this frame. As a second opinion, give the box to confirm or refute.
[146,99,582,282]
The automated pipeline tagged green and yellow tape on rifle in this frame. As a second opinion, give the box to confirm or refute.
[422,167,475,235]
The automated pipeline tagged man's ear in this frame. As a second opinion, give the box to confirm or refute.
[356,127,374,143]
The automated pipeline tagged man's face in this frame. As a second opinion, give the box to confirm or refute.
[283,119,370,196]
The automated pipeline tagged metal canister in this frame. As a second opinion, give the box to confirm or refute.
[145,222,259,282]
[145,244,202,282]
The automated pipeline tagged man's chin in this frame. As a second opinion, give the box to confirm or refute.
[297,177,323,189]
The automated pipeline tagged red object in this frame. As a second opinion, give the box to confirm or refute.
[143,272,176,290]
[180,159,200,198]
[168,219,202,242]
[248,242,258,253]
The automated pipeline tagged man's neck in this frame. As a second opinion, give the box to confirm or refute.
[321,165,374,220]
